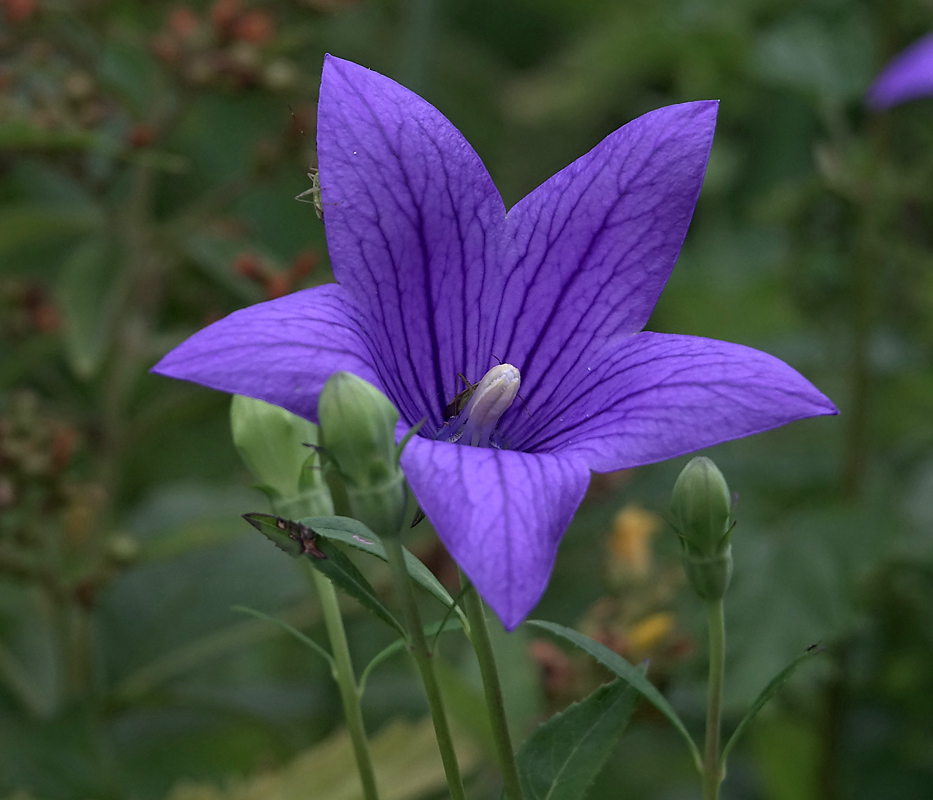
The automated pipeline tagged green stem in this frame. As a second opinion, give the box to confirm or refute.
[703,599,726,800]
[312,568,380,800]
[842,236,871,498]
[274,495,379,800]
[462,578,524,800]
[383,533,467,800]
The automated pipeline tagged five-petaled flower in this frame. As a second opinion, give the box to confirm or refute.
[867,33,933,110]
[154,56,836,629]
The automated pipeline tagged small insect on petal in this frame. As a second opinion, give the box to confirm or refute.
[443,372,478,420]
[296,168,324,220]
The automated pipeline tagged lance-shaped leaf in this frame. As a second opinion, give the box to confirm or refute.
[233,605,335,672]
[297,515,469,629]
[58,236,124,379]
[243,513,404,636]
[516,677,640,800]
[720,644,823,767]
[527,619,702,770]
[359,617,466,695]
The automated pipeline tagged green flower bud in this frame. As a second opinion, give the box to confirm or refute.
[317,372,407,537]
[670,456,734,601]
[230,395,333,517]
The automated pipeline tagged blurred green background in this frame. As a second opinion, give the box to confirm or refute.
[2,0,933,798]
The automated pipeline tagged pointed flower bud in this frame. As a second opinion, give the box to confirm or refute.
[318,372,399,486]
[231,394,333,517]
[670,456,734,601]
[317,372,407,537]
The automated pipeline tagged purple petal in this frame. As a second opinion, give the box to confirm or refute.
[867,33,933,110]
[507,332,837,472]
[491,101,718,426]
[318,55,506,431]
[401,436,590,629]
[152,285,381,423]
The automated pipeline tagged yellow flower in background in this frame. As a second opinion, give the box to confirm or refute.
[532,502,691,707]
[608,504,663,576]
[627,612,677,661]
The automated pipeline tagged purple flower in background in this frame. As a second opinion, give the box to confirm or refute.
[867,33,933,110]
[154,56,836,629]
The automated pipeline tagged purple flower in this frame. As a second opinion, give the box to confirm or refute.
[867,33,933,110]
[154,56,836,629]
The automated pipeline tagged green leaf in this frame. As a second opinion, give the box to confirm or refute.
[359,617,466,695]
[97,40,160,117]
[516,677,640,800]
[526,620,702,771]
[720,644,823,767]
[242,514,405,637]
[57,236,125,378]
[0,584,64,718]
[0,121,103,150]
[232,605,335,672]
[176,231,267,303]
[0,204,102,277]
[753,16,873,102]
[432,581,470,651]
[297,515,469,629]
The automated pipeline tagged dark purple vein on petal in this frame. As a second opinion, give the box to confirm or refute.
[336,73,443,426]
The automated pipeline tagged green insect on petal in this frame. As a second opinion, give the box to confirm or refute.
[296,168,324,220]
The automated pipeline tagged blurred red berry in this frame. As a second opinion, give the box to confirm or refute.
[289,250,318,279]
[51,427,77,472]
[528,639,576,695]
[23,284,59,333]
[152,32,181,64]
[2,0,39,24]
[234,9,274,46]
[168,6,200,38]
[128,123,155,149]
[30,302,59,333]
[264,273,289,299]
[233,252,263,279]
[210,0,241,35]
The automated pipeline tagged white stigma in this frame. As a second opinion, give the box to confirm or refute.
[460,363,521,447]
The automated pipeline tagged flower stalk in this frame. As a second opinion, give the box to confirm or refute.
[383,531,467,800]
[670,456,732,799]
[309,567,380,800]
[274,496,380,800]
[231,396,380,800]
[462,576,524,800]
[316,373,465,798]
[702,598,726,800]
[277,502,380,800]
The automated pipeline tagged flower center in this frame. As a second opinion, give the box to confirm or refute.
[445,364,521,448]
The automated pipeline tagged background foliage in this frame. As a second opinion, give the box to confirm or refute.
[2,0,933,798]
